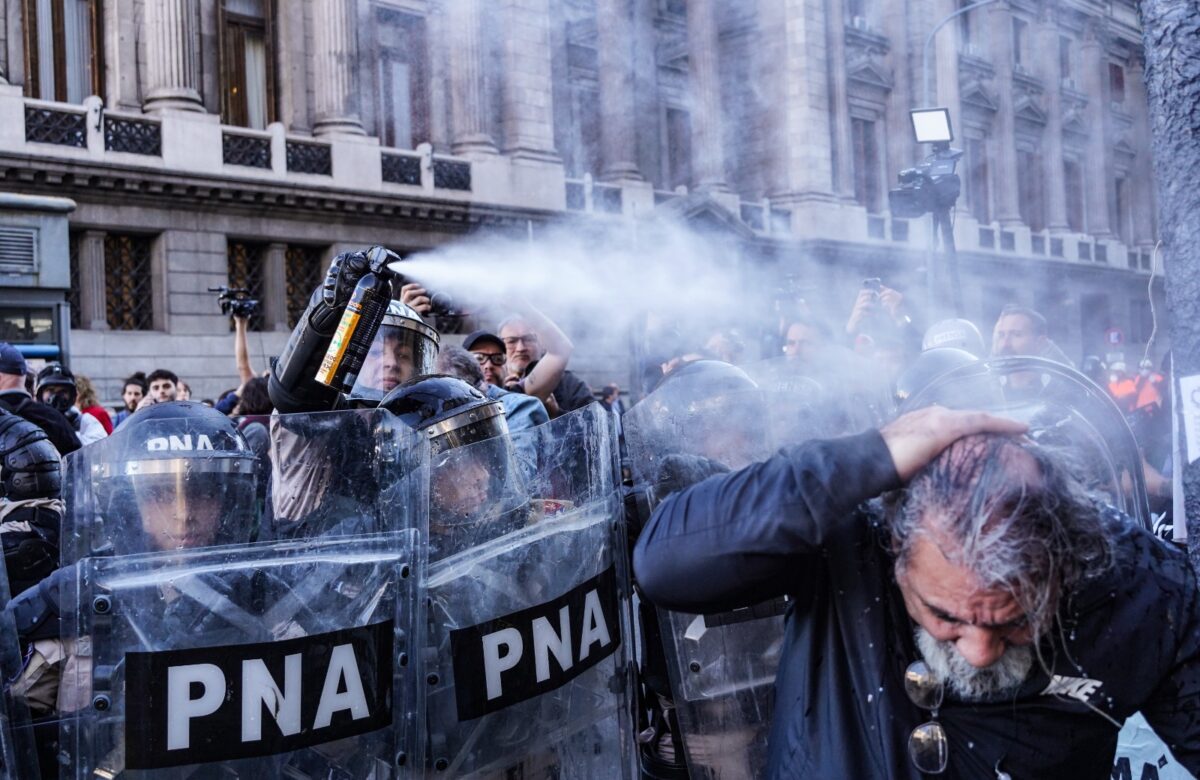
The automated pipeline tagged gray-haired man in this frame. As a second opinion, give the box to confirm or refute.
[634,407,1200,778]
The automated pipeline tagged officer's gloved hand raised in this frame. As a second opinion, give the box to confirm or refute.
[321,250,372,309]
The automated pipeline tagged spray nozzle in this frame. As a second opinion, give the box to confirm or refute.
[365,246,402,278]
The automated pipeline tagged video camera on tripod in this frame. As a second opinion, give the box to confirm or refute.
[208,286,261,319]
[887,108,963,219]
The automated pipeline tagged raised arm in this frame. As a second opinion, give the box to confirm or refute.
[516,304,574,403]
[234,315,255,385]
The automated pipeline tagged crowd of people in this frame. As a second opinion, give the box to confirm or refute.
[0,248,1190,778]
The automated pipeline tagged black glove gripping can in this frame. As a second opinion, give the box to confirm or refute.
[316,247,398,393]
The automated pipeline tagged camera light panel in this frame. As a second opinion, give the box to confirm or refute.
[910,108,953,144]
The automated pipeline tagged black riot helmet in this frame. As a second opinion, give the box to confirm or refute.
[87,401,259,555]
[348,300,441,406]
[35,362,78,412]
[379,375,518,559]
[379,374,507,455]
[892,347,980,408]
[0,410,62,501]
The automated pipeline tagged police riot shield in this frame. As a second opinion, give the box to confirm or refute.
[0,544,39,778]
[42,402,429,777]
[418,404,635,779]
[901,356,1151,528]
[624,360,848,780]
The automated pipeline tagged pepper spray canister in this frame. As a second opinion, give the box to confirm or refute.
[316,246,399,393]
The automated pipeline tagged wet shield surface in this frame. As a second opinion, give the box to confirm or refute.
[624,361,843,779]
[418,404,635,778]
[45,405,428,778]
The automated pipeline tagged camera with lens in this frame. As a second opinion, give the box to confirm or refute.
[208,286,261,319]
[887,147,963,219]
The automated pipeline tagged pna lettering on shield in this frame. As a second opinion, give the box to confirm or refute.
[123,621,394,769]
[450,566,621,720]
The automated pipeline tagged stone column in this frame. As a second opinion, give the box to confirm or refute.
[1126,55,1155,246]
[756,0,836,204]
[1036,9,1069,232]
[826,0,854,200]
[262,243,289,332]
[687,0,727,190]
[446,0,497,155]
[311,0,365,136]
[987,2,1021,226]
[143,0,204,112]
[500,0,559,161]
[595,0,641,180]
[1080,20,1112,237]
[78,231,109,331]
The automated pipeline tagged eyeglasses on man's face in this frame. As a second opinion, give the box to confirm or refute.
[473,352,507,367]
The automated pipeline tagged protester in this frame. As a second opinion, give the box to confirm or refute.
[74,375,112,434]
[112,373,146,429]
[462,330,509,388]
[991,303,1074,367]
[137,368,179,410]
[0,344,79,455]
[233,376,273,459]
[634,407,1200,777]
[436,346,548,435]
[498,309,590,415]
[599,383,624,415]
[177,380,192,401]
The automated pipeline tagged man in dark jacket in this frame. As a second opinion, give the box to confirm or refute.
[0,343,80,455]
[634,407,1200,778]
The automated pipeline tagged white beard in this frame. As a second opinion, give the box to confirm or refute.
[915,627,1033,701]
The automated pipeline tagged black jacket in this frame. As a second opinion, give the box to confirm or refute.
[634,431,1200,779]
[0,390,80,455]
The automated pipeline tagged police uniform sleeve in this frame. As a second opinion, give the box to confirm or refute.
[633,429,901,613]
[1137,553,1200,774]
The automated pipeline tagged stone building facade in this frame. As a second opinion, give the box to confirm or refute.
[0,0,1161,403]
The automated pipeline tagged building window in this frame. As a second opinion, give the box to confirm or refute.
[67,231,81,329]
[566,85,600,178]
[966,137,990,223]
[22,0,102,103]
[285,245,325,328]
[851,117,882,214]
[1059,37,1073,82]
[220,0,274,129]
[664,106,692,190]
[846,0,871,27]
[1109,63,1126,104]
[1011,18,1027,68]
[375,7,429,149]
[1064,159,1084,233]
[1016,149,1044,232]
[104,234,155,331]
[227,240,267,331]
[1114,176,1130,245]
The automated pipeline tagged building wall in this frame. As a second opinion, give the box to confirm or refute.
[0,0,1163,405]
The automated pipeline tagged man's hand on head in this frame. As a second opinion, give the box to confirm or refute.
[880,407,1027,482]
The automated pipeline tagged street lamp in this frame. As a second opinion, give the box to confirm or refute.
[922,0,1003,108]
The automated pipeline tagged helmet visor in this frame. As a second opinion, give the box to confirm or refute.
[351,324,439,403]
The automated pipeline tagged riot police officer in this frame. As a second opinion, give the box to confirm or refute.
[0,410,61,597]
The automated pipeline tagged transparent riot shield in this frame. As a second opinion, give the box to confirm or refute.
[0,544,40,778]
[901,356,1151,528]
[624,361,848,780]
[45,404,430,777]
[418,404,635,779]
[63,532,421,778]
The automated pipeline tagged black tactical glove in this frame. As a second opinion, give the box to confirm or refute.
[269,249,380,413]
